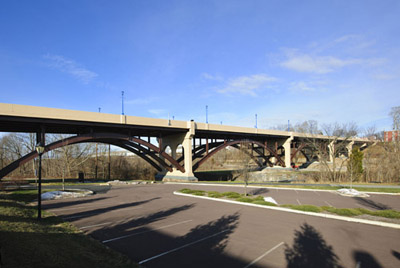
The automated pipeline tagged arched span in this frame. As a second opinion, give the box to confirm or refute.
[192,140,285,171]
[0,133,184,179]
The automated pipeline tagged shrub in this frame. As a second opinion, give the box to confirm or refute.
[235,197,255,203]
[222,192,242,199]
[207,191,224,198]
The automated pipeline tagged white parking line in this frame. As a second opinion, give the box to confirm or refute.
[138,229,230,265]
[102,219,193,244]
[324,201,333,207]
[243,241,284,268]
[80,222,113,229]
[296,199,301,205]
[295,190,298,194]
[313,191,320,196]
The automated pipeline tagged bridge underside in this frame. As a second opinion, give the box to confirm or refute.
[0,104,369,182]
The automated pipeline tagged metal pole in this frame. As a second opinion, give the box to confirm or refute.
[37,153,42,220]
[121,91,125,115]
[95,143,98,180]
[206,105,208,124]
[108,144,111,180]
[255,114,258,128]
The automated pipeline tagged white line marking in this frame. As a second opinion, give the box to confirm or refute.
[174,192,400,229]
[138,229,230,265]
[80,222,112,229]
[295,190,298,194]
[102,220,193,244]
[296,199,301,205]
[243,242,284,268]
[314,191,320,196]
[324,201,333,207]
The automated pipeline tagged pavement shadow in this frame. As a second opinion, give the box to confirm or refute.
[353,197,391,210]
[90,204,195,238]
[392,250,400,260]
[249,188,269,195]
[285,223,343,268]
[61,197,161,221]
[144,212,251,268]
[42,196,111,210]
[353,250,383,268]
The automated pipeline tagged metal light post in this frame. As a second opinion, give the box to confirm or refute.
[206,105,208,124]
[121,91,125,115]
[35,144,45,220]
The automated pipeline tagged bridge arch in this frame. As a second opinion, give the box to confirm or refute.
[0,133,185,179]
[192,139,286,171]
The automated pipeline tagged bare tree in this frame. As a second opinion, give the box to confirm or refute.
[389,106,400,130]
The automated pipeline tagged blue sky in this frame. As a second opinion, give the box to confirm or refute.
[1,0,399,133]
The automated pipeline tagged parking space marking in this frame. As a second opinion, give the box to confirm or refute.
[102,219,193,244]
[324,201,333,207]
[296,199,301,205]
[80,222,113,229]
[314,191,320,196]
[295,190,298,194]
[243,241,284,268]
[138,229,230,265]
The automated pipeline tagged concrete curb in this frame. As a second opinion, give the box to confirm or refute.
[165,182,400,195]
[174,191,400,230]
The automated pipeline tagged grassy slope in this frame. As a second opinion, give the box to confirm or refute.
[0,190,139,268]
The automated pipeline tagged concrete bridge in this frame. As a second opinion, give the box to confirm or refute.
[0,103,370,181]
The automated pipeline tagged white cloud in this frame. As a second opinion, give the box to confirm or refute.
[202,73,223,81]
[217,74,277,96]
[280,51,362,74]
[289,81,315,92]
[43,54,98,84]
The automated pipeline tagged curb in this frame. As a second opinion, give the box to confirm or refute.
[165,182,400,195]
[174,191,400,229]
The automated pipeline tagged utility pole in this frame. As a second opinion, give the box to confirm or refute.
[121,91,125,115]
[206,105,208,124]
[108,144,111,180]
[255,114,258,129]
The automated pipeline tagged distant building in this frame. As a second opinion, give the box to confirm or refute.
[384,130,399,142]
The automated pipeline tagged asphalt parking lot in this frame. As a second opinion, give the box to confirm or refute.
[43,184,400,268]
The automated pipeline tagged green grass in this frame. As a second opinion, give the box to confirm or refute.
[221,191,242,199]
[0,190,139,268]
[282,204,323,213]
[178,188,400,221]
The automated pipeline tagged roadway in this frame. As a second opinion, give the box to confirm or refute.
[42,184,400,267]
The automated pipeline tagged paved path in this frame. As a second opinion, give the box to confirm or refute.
[43,184,400,268]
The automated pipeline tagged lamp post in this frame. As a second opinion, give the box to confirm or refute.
[36,144,45,220]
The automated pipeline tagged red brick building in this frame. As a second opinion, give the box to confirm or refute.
[384,130,399,142]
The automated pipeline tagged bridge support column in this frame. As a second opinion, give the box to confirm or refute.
[283,135,293,168]
[328,141,335,162]
[156,121,198,182]
[346,141,354,157]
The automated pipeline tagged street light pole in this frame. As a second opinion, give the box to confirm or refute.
[35,144,45,220]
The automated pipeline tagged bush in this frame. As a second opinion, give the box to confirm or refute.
[207,191,224,198]
[235,197,254,203]
[322,207,362,217]
[222,192,242,199]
